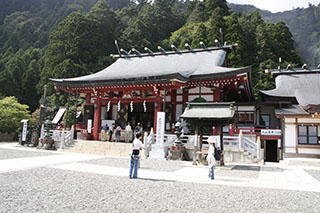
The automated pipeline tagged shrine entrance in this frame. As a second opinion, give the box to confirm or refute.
[127,104,155,132]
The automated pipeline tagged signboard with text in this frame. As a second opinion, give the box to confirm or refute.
[261,129,281,136]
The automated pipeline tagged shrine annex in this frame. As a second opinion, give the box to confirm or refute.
[50,44,254,140]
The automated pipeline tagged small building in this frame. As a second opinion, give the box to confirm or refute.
[261,69,320,158]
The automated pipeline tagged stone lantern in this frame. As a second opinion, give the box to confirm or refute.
[168,121,185,160]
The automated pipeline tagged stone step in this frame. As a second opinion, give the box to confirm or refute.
[60,140,132,157]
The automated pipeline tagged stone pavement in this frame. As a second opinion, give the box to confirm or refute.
[1,142,320,193]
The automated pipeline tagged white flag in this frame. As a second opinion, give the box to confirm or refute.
[130,101,133,112]
[143,100,147,112]
[118,101,121,112]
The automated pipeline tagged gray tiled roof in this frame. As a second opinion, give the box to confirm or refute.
[260,72,320,106]
[180,102,235,119]
[275,104,308,116]
[50,49,249,86]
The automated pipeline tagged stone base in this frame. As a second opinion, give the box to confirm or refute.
[148,144,166,159]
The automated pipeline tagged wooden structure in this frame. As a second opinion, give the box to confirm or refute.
[50,44,254,140]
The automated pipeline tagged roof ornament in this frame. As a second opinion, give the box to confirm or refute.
[301,64,307,71]
[132,48,142,56]
[200,41,206,49]
[120,48,130,57]
[286,64,292,71]
[171,45,180,53]
[185,43,193,51]
[144,47,154,55]
[114,40,122,57]
[158,46,167,54]
[215,39,222,47]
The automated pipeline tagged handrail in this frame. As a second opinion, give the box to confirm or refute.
[144,131,155,158]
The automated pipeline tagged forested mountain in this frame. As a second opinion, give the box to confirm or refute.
[229,2,320,66]
[0,0,302,113]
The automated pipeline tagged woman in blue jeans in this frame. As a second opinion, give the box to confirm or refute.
[129,132,144,179]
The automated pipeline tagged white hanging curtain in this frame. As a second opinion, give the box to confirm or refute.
[143,100,147,112]
[130,101,133,112]
[107,101,110,112]
[117,101,121,112]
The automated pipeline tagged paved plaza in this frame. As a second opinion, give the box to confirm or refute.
[0,142,320,212]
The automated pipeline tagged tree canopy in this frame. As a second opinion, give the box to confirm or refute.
[0,0,304,114]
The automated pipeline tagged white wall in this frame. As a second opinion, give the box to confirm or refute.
[285,124,296,148]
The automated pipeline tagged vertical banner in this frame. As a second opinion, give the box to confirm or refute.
[22,121,28,142]
[156,112,165,144]
[87,119,92,133]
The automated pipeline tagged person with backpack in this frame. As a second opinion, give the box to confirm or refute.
[129,132,144,179]
[207,136,216,180]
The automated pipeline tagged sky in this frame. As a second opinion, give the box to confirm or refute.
[227,0,320,13]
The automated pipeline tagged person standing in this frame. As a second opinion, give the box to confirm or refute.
[134,122,143,138]
[125,122,132,143]
[129,132,144,179]
[207,137,216,180]
[115,125,122,142]
[109,123,115,142]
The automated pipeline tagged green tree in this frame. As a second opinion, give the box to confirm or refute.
[0,96,31,133]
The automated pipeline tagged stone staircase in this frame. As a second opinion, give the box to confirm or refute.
[58,140,132,157]
[223,148,260,164]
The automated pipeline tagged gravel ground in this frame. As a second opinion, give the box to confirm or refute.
[0,167,320,213]
[216,165,260,179]
[305,170,320,182]
[85,158,185,172]
[0,147,59,160]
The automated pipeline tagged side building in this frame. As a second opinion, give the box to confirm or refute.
[261,68,320,158]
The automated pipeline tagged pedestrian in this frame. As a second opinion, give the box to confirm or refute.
[109,123,115,142]
[125,122,132,143]
[129,132,144,179]
[101,124,108,142]
[134,122,143,138]
[115,125,122,142]
[207,136,216,180]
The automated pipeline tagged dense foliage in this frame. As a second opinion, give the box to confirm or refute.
[0,96,31,133]
[229,2,320,66]
[0,0,305,119]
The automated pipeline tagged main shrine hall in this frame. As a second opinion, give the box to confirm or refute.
[50,43,255,140]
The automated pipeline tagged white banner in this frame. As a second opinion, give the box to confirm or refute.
[156,112,165,144]
[87,119,92,133]
[22,121,28,141]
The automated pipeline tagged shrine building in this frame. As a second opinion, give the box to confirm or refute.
[50,43,255,140]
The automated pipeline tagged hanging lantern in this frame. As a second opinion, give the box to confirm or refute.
[130,101,133,112]
[143,100,147,112]
[107,101,110,112]
[117,101,121,112]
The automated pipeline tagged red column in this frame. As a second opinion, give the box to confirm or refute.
[153,98,163,134]
[171,90,177,123]
[93,99,101,140]
[214,87,221,102]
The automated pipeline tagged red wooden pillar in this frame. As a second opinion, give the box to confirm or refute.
[171,89,177,123]
[153,98,163,134]
[212,126,217,135]
[93,98,101,140]
[214,87,221,102]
